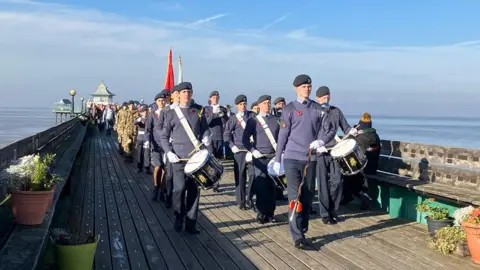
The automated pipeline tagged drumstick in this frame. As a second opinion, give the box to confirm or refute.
[178,158,189,162]
[188,134,214,156]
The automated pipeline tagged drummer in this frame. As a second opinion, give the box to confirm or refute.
[148,90,170,201]
[243,95,280,224]
[224,94,256,210]
[273,74,326,249]
[315,86,358,225]
[160,82,211,233]
[161,86,180,208]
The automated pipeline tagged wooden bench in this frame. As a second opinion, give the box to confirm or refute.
[366,139,480,223]
[0,119,88,270]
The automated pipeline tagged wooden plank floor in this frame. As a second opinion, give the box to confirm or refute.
[68,133,480,270]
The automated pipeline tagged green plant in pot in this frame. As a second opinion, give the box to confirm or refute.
[0,153,63,225]
[416,198,453,235]
[429,226,467,255]
[51,228,99,270]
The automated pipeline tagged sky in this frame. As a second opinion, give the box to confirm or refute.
[1,0,480,117]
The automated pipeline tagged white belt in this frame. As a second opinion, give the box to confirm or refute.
[138,131,145,135]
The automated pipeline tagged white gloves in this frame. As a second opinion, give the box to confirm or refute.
[169,137,174,143]
[317,146,328,153]
[231,146,240,154]
[273,162,281,175]
[143,141,150,149]
[136,117,142,122]
[162,153,167,163]
[309,140,324,150]
[251,149,263,159]
[213,106,220,113]
[167,151,180,163]
[348,127,358,136]
[202,136,211,146]
[245,152,253,162]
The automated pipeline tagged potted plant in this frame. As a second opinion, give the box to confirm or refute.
[428,226,467,255]
[461,207,480,264]
[0,153,63,225]
[416,198,453,234]
[51,228,99,270]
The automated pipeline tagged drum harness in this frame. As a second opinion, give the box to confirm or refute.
[173,107,202,159]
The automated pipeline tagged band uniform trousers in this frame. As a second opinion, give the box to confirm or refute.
[284,158,316,242]
[105,119,114,136]
[210,140,224,190]
[171,162,201,226]
[317,154,343,218]
[121,135,135,156]
[252,157,276,217]
[135,138,150,169]
[233,152,252,206]
[164,158,174,202]
[247,161,255,201]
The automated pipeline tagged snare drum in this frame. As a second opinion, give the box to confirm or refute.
[330,139,367,175]
[267,155,287,189]
[184,150,224,189]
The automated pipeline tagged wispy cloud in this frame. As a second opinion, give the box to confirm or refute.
[186,13,228,28]
[0,0,479,117]
[257,13,290,32]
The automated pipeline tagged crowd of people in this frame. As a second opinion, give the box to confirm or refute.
[88,74,381,249]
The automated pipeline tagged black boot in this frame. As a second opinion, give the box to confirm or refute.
[159,192,166,202]
[165,195,172,208]
[185,218,200,234]
[151,187,159,201]
[174,213,183,232]
[144,167,151,175]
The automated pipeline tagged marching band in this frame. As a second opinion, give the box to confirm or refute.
[117,75,381,249]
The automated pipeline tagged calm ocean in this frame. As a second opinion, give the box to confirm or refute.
[0,107,479,150]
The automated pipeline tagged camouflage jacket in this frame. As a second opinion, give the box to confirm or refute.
[116,108,127,135]
[121,109,139,137]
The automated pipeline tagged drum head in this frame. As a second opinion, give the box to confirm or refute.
[331,139,357,158]
[267,154,284,176]
[185,149,209,174]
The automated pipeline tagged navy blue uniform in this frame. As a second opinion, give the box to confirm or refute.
[135,116,150,171]
[316,105,352,220]
[224,110,256,208]
[160,103,210,232]
[204,105,229,158]
[243,113,280,221]
[275,99,327,243]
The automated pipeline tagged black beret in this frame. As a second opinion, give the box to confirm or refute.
[154,89,170,101]
[250,102,258,109]
[122,102,127,106]
[139,106,147,113]
[316,86,331,97]
[257,95,271,104]
[210,90,219,97]
[128,100,134,105]
[235,94,247,105]
[293,74,312,87]
[176,82,193,91]
[273,97,285,105]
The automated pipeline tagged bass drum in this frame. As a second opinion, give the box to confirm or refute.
[184,150,225,189]
[267,155,287,189]
[330,139,367,175]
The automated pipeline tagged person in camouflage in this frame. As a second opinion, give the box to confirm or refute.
[121,100,139,163]
[115,102,128,155]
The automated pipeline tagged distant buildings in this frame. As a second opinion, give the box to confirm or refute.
[89,81,115,106]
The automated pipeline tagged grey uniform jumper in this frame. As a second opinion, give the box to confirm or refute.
[155,104,174,206]
[147,108,164,167]
[204,105,229,158]
[224,110,256,207]
[160,103,210,229]
[316,105,352,219]
[242,113,280,218]
[135,116,149,170]
[275,99,329,243]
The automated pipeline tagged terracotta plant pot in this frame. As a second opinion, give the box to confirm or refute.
[463,221,480,264]
[11,189,54,225]
[45,185,56,213]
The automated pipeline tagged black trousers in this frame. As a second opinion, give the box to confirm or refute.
[233,152,253,206]
[135,139,150,169]
[317,154,343,218]
[164,159,174,199]
[284,158,316,242]
[343,173,369,201]
[210,140,223,189]
[171,162,201,224]
[252,157,276,217]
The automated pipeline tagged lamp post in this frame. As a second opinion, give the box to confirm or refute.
[69,89,77,117]
[80,97,84,113]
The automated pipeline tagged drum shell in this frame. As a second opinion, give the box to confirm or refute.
[186,154,224,189]
[269,174,287,189]
[334,146,368,175]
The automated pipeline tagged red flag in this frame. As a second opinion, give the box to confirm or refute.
[164,48,175,90]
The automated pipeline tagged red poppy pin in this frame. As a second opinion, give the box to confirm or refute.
[191,109,196,113]
[297,110,303,116]
[237,121,241,125]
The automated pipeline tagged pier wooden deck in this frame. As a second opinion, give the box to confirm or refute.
[67,133,480,270]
